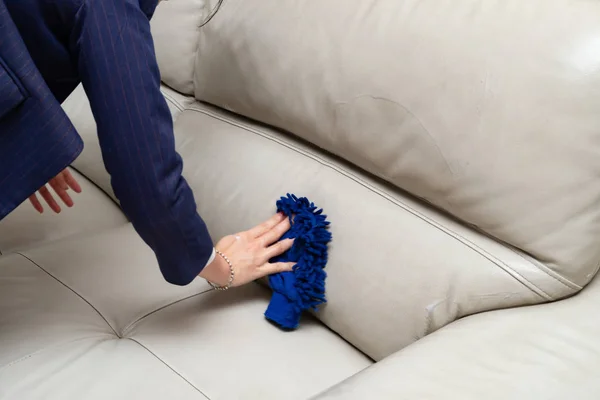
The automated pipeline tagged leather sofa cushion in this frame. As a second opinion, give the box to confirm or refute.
[169,103,550,360]
[60,84,575,361]
[0,224,371,399]
[1,338,209,400]
[150,0,223,95]
[191,0,600,290]
[313,273,600,400]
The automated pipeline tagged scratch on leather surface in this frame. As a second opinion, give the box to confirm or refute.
[333,94,455,178]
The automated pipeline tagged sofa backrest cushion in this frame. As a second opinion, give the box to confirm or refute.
[190,0,600,289]
[151,0,223,94]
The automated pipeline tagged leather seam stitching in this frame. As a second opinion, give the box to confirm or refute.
[505,247,581,290]
[0,335,114,372]
[198,0,225,28]
[184,105,561,300]
[127,338,210,399]
[187,106,582,293]
[16,252,120,337]
[120,289,213,336]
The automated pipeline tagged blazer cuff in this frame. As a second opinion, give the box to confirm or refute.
[204,247,216,270]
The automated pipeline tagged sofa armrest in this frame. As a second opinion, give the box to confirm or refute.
[313,274,600,400]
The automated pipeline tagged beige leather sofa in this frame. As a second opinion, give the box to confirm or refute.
[2,1,600,399]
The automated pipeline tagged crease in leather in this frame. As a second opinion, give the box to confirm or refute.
[423,298,459,336]
[16,252,120,337]
[184,104,559,301]
[161,90,186,113]
[127,337,210,399]
[191,0,228,93]
[120,288,213,337]
[198,0,225,28]
[68,164,123,210]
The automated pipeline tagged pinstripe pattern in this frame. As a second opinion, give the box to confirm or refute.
[0,0,214,285]
[0,59,25,119]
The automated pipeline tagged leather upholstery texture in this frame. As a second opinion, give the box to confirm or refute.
[0,168,126,254]
[2,0,600,398]
[150,0,223,95]
[59,86,554,361]
[0,225,370,399]
[172,103,547,360]
[193,0,600,292]
[312,271,600,400]
[61,83,196,203]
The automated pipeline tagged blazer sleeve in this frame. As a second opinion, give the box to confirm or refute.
[70,0,215,285]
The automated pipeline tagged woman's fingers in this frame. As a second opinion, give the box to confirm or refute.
[262,238,294,262]
[38,186,61,213]
[49,177,74,208]
[52,173,68,190]
[46,169,80,209]
[208,212,296,287]
[247,213,285,238]
[62,169,82,193]
[256,261,295,279]
[27,169,81,216]
[29,193,44,213]
[258,216,291,247]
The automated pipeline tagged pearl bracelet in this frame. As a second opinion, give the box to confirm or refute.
[207,250,235,291]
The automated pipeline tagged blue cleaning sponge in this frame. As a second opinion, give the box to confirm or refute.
[265,194,332,330]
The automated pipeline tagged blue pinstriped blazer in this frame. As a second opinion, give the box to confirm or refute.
[0,0,214,285]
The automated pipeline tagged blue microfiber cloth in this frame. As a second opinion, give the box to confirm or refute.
[265,194,332,330]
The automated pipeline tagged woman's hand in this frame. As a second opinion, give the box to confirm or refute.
[29,169,82,213]
[199,212,295,288]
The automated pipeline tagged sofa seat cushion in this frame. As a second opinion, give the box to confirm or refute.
[0,168,126,254]
[313,274,600,400]
[0,338,210,400]
[0,224,371,400]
